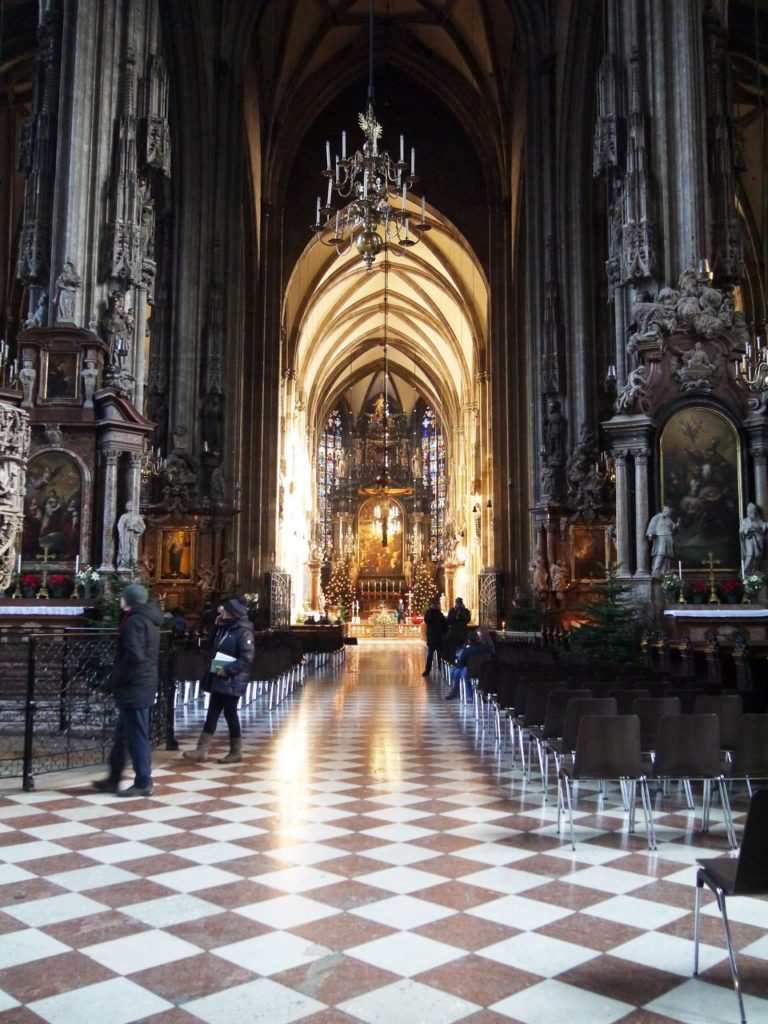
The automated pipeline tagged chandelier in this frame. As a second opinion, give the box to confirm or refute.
[311,0,430,273]
[738,318,768,391]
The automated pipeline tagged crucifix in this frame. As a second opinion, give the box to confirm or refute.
[701,551,721,604]
[36,544,54,599]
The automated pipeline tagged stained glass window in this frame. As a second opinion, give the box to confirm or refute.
[318,409,343,554]
[421,408,446,559]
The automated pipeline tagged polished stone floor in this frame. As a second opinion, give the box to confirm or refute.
[0,642,766,1024]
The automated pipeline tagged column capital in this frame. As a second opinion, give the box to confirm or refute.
[101,448,120,467]
[631,446,649,464]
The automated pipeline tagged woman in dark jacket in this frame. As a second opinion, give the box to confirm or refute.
[93,583,164,797]
[184,596,255,764]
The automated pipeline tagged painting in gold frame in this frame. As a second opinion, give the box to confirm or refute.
[660,406,741,571]
[570,525,609,581]
[157,527,196,583]
[357,497,404,575]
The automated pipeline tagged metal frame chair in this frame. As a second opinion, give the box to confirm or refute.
[693,788,768,1024]
[557,713,655,851]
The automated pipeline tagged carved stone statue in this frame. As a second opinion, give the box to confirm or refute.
[646,505,678,576]
[116,501,146,569]
[54,261,81,323]
[675,341,718,391]
[31,289,48,328]
[337,448,349,478]
[739,502,767,577]
[550,559,570,599]
[19,360,36,409]
[531,555,550,601]
[101,290,132,367]
[543,398,564,460]
[202,393,222,453]
[411,446,424,478]
[210,466,226,504]
[81,358,98,408]
[615,365,648,414]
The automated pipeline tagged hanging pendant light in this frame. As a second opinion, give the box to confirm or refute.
[311,0,430,273]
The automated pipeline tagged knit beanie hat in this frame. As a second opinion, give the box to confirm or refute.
[122,583,149,607]
[223,596,248,618]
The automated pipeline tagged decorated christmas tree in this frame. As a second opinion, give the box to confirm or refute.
[323,557,357,619]
[411,558,438,614]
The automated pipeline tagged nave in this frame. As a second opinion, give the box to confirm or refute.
[0,644,767,1024]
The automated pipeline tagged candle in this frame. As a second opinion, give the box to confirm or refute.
[16,553,21,574]
[315,196,321,224]
[421,194,425,225]
[326,178,332,207]
[75,555,80,574]
[325,140,331,170]
[678,560,682,580]
[400,134,404,163]
[410,147,415,176]
[341,131,346,160]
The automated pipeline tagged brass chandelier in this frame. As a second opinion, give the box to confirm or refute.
[311,0,430,273]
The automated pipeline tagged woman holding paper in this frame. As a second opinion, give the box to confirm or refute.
[184,596,255,764]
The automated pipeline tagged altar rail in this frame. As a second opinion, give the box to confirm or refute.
[0,627,175,791]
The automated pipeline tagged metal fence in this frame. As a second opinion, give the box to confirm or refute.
[0,627,175,790]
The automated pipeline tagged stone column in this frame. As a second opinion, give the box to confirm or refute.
[633,447,650,575]
[128,451,143,511]
[614,450,632,575]
[307,559,323,611]
[443,564,457,608]
[99,448,120,571]
[751,446,768,513]
[0,403,31,590]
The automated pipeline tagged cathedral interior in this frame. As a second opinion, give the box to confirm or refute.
[1,0,767,621]
[1,5,768,1023]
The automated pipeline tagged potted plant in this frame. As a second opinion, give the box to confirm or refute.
[20,573,40,598]
[689,579,709,604]
[660,571,681,601]
[720,578,743,604]
[744,573,763,603]
[48,574,72,599]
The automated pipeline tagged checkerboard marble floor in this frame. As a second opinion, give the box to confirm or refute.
[1,641,766,1024]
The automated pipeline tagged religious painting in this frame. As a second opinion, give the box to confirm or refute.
[571,525,609,581]
[42,352,79,401]
[660,406,741,571]
[23,452,82,560]
[157,527,196,583]
[358,497,404,575]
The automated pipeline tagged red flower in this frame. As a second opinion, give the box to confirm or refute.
[690,580,709,594]
[722,579,742,593]
[20,573,40,587]
[49,574,68,585]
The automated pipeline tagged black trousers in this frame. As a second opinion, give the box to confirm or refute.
[424,642,440,672]
[109,707,152,788]
[203,692,242,738]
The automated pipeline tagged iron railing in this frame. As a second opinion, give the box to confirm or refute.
[0,627,175,790]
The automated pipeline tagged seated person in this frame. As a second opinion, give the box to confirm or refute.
[445,628,494,701]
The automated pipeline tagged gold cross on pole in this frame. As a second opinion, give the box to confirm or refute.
[36,544,53,599]
[701,551,721,604]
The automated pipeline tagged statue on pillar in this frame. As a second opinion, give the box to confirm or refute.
[739,502,767,577]
[646,505,679,576]
[19,360,36,409]
[116,501,146,569]
[54,261,81,323]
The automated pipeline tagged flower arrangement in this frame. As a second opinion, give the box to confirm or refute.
[370,611,396,627]
[49,574,68,586]
[690,580,709,595]
[20,573,40,589]
[720,579,743,594]
[75,566,100,584]
[660,571,681,593]
[744,573,763,594]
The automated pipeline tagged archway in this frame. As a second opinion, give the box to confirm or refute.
[278,202,490,619]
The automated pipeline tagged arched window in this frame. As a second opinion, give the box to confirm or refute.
[318,409,344,553]
[421,408,445,559]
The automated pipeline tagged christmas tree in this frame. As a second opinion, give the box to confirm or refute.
[410,558,438,614]
[568,563,642,670]
[323,557,357,619]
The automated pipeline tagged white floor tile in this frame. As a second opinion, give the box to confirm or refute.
[362,823,435,843]
[150,864,241,892]
[254,865,346,893]
[174,841,255,864]
[478,931,599,976]
[610,932,725,976]
[82,841,159,864]
[234,894,338,928]
[339,978,479,1024]
[584,894,689,929]
[211,930,331,975]
[82,928,201,973]
[350,894,455,929]
[25,821,98,840]
[0,840,70,863]
[468,893,571,929]
[357,865,446,894]
[183,977,325,1024]
[347,931,464,976]
[461,866,550,895]
[0,928,69,967]
[491,978,633,1024]
[4,892,108,927]
[122,893,221,927]
[357,843,440,866]
[28,977,172,1024]
[567,865,653,894]
[46,864,136,891]
[645,978,768,1024]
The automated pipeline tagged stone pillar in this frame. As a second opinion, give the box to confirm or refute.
[633,447,650,575]
[614,450,632,576]
[443,563,457,607]
[128,451,143,511]
[545,517,558,568]
[307,559,323,611]
[754,447,768,513]
[0,403,31,590]
[99,448,120,571]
